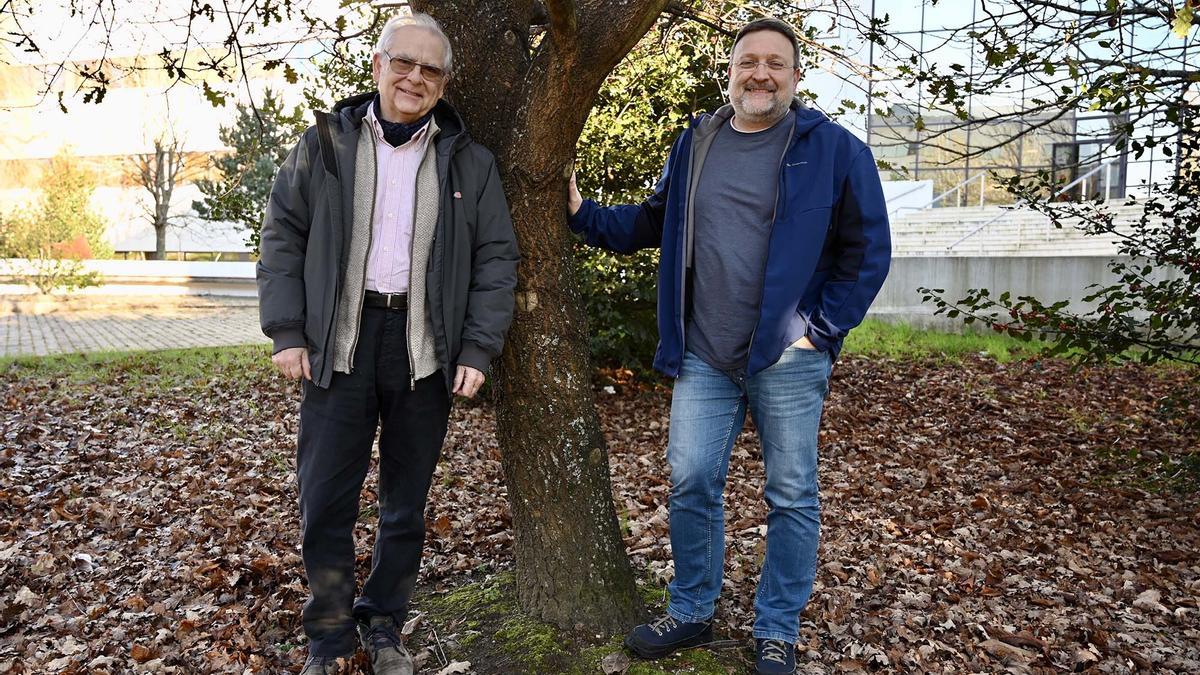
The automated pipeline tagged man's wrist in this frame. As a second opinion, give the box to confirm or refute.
[270,328,307,355]
[457,341,492,373]
[567,199,592,233]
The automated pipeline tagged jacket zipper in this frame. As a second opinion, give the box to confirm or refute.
[407,130,443,391]
[435,138,464,393]
[677,129,696,368]
[405,162,421,392]
[320,174,342,385]
[345,139,376,372]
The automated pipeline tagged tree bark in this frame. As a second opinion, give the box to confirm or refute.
[154,226,167,260]
[416,0,666,632]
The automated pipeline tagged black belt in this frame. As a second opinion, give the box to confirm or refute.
[363,290,408,310]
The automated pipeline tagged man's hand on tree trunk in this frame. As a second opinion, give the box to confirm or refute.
[567,172,582,216]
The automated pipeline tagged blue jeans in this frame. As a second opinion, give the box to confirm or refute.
[665,347,832,642]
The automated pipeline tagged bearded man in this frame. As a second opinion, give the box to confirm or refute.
[567,17,891,675]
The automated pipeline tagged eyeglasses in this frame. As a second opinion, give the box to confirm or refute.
[733,59,795,73]
[381,50,448,83]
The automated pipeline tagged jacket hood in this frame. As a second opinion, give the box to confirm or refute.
[695,98,828,141]
[331,92,467,143]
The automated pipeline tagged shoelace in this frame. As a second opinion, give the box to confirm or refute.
[306,655,345,673]
[760,639,791,664]
[649,614,680,636]
[364,624,404,653]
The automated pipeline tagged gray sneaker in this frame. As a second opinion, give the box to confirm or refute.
[357,615,414,675]
[300,653,352,675]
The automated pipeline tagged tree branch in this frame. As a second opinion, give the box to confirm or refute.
[544,0,578,48]
[663,1,732,38]
[1021,0,1170,19]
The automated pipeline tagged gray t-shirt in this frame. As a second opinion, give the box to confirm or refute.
[685,111,793,372]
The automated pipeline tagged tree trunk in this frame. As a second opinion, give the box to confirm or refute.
[493,163,642,632]
[154,224,167,261]
[417,0,666,632]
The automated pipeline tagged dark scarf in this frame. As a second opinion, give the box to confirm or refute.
[373,96,433,147]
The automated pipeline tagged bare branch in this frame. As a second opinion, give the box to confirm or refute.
[1021,0,1170,19]
[663,1,732,38]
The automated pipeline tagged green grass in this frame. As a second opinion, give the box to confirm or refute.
[0,344,273,390]
[7,320,1187,380]
[421,574,566,672]
[2,322,1043,387]
[842,319,1046,361]
[1096,448,1200,494]
[418,574,747,674]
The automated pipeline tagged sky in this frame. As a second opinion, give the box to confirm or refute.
[0,0,353,160]
[4,0,1188,252]
[1,0,342,64]
[800,0,1191,188]
[0,0,1191,189]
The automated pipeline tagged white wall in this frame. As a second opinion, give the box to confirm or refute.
[0,184,250,253]
[869,255,1175,329]
[2,256,1156,328]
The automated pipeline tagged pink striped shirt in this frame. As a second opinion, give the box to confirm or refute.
[364,105,433,294]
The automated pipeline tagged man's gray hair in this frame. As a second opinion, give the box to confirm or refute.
[373,12,453,72]
[733,17,800,69]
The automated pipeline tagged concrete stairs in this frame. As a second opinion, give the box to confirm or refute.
[889,203,1151,257]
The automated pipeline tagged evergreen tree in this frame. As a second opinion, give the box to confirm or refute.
[193,88,306,254]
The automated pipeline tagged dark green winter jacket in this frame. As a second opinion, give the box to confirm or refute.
[257,93,519,390]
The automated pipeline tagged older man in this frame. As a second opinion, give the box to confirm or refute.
[568,18,891,675]
[257,12,518,675]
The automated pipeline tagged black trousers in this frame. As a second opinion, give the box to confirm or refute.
[296,306,450,657]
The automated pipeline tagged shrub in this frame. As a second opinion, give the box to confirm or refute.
[0,154,107,293]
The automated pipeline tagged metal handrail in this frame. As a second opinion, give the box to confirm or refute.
[889,171,989,221]
[885,182,936,219]
[891,168,1013,220]
[924,171,987,210]
[945,160,1115,251]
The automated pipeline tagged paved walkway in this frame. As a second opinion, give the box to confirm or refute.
[0,296,270,358]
